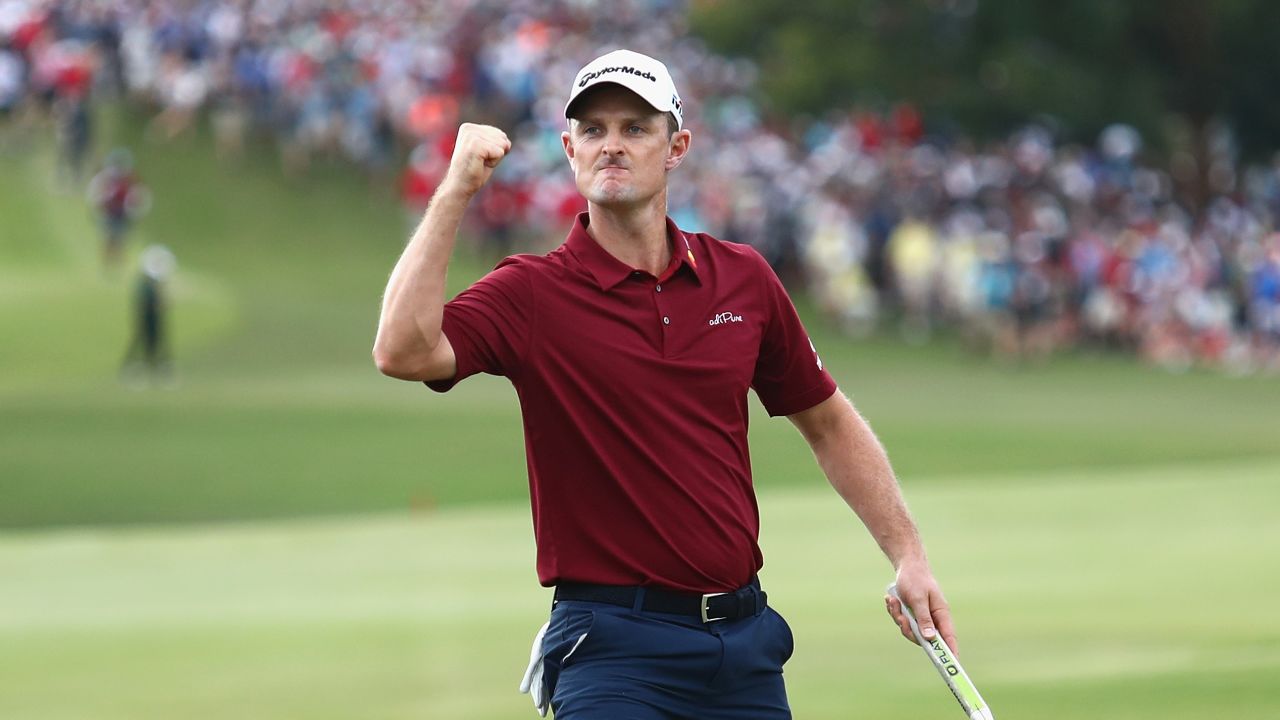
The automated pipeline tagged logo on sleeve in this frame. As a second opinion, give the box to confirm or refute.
[809,337,823,370]
[708,311,744,326]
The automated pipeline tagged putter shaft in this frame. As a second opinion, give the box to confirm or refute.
[888,584,994,720]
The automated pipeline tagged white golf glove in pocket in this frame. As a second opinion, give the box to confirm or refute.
[518,621,551,717]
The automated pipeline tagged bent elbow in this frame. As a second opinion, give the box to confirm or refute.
[372,347,395,377]
[372,330,453,382]
[372,344,413,379]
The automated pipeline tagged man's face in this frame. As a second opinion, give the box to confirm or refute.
[562,85,690,209]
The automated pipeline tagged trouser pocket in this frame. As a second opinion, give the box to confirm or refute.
[767,607,796,665]
[541,605,598,703]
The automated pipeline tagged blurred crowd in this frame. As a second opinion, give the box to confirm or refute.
[3,0,1278,372]
[794,122,1280,374]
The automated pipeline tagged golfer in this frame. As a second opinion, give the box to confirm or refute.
[375,49,957,719]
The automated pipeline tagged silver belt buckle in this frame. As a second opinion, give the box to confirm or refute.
[700,592,729,623]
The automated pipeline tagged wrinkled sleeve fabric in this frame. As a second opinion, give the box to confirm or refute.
[750,251,838,416]
[425,256,534,393]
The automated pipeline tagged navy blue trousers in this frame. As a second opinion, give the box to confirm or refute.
[540,593,794,719]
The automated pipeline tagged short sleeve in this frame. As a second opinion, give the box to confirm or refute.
[750,252,837,416]
[425,256,534,393]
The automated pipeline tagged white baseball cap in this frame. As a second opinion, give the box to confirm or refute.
[564,49,683,129]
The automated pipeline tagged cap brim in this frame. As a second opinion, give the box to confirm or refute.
[564,81,672,121]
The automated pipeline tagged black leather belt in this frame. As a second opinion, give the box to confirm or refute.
[553,577,767,623]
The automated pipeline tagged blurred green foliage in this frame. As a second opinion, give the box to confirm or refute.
[691,0,1280,158]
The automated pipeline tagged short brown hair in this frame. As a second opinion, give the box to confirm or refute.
[665,112,679,137]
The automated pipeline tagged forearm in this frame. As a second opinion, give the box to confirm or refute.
[373,183,471,365]
[807,396,927,569]
[374,123,510,378]
[791,384,954,647]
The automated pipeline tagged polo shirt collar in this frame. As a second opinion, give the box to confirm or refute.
[566,212,702,291]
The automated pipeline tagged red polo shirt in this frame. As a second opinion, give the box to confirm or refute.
[428,213,836,593]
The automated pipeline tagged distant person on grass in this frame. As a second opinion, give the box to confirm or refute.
[0,39,24,138]
[87,148,148,270]
[374,50,960,718]
[56,95,92,185]
[120,244,175,386]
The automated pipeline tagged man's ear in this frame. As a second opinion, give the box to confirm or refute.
[665,129,692,171]
[562,130,575,165]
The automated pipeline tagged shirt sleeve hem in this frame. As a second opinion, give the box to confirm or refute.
[422,316,481,393]
[762,379,838,417]
[423,375,459,393]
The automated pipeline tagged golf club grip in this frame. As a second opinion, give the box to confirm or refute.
[887,584,993,720]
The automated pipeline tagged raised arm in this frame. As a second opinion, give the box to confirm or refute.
[372,123,510,381]
[787,391,959,655]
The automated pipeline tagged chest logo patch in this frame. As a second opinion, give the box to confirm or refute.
[708,311,744,327]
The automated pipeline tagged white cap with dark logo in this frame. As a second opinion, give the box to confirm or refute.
[564,49,683,129]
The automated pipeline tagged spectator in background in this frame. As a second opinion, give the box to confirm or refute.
[150,50,206,139]
[0,37,24,150]
[1250,235,1280,369]
[87,148,147,270]
[400,141,446,228]
[886,211,938,343]
[210,86,248,160]
[120,244,175,387]
[40,33,96,178]
[55,93,91,183]
[0,38,23,117]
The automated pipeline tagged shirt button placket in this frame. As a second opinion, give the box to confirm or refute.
[653,279,672,355]
[656,282,670,326]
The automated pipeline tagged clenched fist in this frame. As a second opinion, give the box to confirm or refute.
[443,123,511,197]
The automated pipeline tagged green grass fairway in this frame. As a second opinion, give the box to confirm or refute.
[2,460,1277,719]
[3,106,1280,718]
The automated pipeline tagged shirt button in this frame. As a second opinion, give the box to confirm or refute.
[662,316,670,325]
[655,284,662,292]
